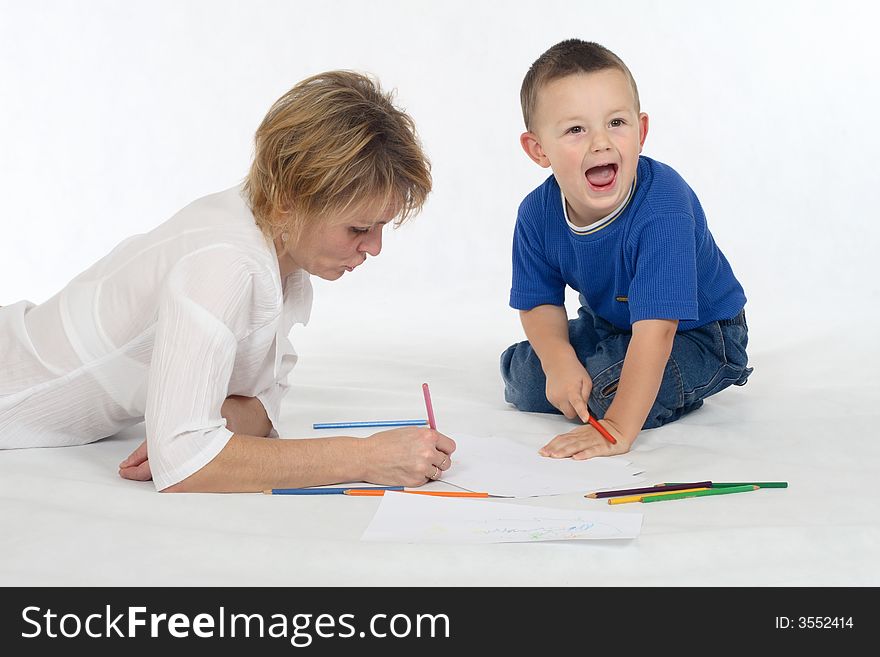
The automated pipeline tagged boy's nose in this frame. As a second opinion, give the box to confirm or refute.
[590,130,612,152]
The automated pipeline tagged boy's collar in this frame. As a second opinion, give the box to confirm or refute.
[562,172,637,235]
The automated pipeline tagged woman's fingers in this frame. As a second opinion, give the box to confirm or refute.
[119,459,153,481]
[435,451,452,472]
[119,439,148,468]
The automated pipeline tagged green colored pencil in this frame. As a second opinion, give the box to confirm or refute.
[641,484,758,503]
[662,481,788,489]
[714,482,787,488]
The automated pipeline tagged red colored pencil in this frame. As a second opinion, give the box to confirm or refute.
[587,414,617,445]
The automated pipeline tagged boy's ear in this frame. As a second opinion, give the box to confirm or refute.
[638,113,649,152]
[520,131,551,168]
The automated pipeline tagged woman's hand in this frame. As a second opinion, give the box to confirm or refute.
[119,440,152,481]
[361,426,456,487]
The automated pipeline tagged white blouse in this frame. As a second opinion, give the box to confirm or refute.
[0,185,312,490]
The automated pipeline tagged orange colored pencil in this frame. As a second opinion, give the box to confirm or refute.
[343,489,489,498]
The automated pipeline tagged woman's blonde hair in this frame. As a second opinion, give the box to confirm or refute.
[244,71,432,241]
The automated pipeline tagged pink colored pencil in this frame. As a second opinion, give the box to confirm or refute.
[422,383,437,430]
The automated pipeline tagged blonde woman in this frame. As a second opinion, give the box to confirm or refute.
[0,71,455,492]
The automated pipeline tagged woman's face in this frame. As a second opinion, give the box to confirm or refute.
[281,203,396,281]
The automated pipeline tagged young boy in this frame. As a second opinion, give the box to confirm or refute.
[501,39,752,460]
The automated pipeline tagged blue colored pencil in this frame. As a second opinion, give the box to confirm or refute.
[312,420,427,429]
[264,486,405,495]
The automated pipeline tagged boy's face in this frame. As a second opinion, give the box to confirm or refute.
[521,69,648,226]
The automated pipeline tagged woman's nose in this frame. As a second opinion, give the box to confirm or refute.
[359,227,382,257]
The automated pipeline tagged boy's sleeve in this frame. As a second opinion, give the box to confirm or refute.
[509,203,566,310]
[627,213,700,323]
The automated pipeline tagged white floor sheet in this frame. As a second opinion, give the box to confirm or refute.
[1,318,878,587]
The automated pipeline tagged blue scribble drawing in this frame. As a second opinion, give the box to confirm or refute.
[469,516,624,540]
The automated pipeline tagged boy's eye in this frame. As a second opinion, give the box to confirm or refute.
[609,119,625,127]
[567,126,584,134]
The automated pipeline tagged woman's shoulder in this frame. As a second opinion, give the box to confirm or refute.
[147,185,277,271]
[162,184,262,239]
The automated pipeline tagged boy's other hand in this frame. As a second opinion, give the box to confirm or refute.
[539,418,633,460]
[544,359,593,423]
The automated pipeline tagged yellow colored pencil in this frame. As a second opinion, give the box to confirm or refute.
[607,487,710,505]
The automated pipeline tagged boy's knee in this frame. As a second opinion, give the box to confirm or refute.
[499,341,557,414]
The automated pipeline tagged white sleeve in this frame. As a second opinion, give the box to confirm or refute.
[253,271,310,439]
[253,331,298,438]
[254,383,284,439]
[145,246,275,491]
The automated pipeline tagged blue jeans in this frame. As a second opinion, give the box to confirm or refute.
[500,306,753,429]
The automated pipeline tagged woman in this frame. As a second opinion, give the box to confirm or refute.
[0,71,455,492]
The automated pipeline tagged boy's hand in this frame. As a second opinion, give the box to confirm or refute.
[544,359,593,422]
[539,418,634,460]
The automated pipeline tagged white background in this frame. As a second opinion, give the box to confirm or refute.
[1,0,878,355]
[1,1,879,589]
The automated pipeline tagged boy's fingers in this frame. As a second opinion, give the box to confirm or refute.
[569,393,590,423]
[559,402,577,420]
[581,379,592,405]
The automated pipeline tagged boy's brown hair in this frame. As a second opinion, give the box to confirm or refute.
[520,39,640,131]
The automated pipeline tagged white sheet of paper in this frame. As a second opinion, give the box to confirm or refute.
[361,492,643,543]
[439,432,644,497]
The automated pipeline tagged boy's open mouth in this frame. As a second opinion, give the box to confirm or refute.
[585,163,618,192]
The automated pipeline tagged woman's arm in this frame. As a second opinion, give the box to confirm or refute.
[162,425,455,493]
[118,395,271,482]
[120,398,457,493]
[221,395,273,437]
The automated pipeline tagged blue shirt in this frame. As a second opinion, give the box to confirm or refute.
[509,156,746,330]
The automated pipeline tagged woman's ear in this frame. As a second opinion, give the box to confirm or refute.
[520,131,551,168]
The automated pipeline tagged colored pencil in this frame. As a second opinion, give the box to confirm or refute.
[343,489,489,498]
[662,482,788,489]
[586,480,712,499]
[586,414,617,445]
[641,484,758,503]
[422,382,437,430]
[712,482,787,488]
[264,486,404,495]
[312,420,427,429]
[608,487,710,505]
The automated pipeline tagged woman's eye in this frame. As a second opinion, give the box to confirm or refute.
[350,227,370,234]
